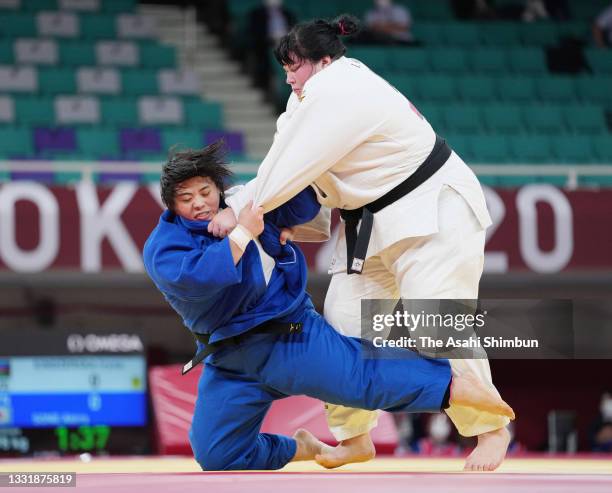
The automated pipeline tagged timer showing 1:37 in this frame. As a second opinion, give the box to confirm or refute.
[54,426,111,453]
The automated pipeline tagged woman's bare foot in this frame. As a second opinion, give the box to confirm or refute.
[464,426,511,471]
[450,371,515,420]
[292,429,334,461]
[315,432,376,469]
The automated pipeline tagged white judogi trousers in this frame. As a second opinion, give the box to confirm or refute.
[323,186,510,440]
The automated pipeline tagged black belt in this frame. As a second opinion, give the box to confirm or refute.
[339,135,452,274]
[181,320,303,375]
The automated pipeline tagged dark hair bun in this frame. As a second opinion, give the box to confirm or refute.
[333,14,359,36]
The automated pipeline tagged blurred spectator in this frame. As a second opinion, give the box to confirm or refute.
[393,413,428,454]
[361,0,415,45]
[589,391,612,452]
[593,4,612,48]
[506,421,526,454]
[522,0,549,22]
[248,0,296,90]
[417,414,461,456]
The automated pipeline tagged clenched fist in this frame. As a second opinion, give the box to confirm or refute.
[238,201,264,237]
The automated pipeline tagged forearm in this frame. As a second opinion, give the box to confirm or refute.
[228,224,254,264]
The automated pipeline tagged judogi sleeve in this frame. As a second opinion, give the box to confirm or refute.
[226,84,379,214]
[227,180,330,242]
[265,186,320,228]
[149,235,242,300]
[291,206,331,242]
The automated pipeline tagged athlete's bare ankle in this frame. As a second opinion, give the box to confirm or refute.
[339,433,375,458]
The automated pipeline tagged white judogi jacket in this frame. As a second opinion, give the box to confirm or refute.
[227,56,492,269]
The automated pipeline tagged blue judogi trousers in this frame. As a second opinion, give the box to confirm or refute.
[189,308,451,471]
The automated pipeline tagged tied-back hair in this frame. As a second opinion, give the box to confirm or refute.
[160,140,233,212]
[274,13,360,66]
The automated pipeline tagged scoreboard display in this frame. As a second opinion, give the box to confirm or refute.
[0,330,150,457]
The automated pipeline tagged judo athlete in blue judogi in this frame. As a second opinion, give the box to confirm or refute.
[143,142,515,471]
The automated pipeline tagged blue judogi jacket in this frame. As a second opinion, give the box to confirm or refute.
[143,187,320,343]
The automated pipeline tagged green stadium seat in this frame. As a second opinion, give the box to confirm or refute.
[299,0,345,19]
[80,14,117,39]
[412,1,454,20]
[457,76,497,102]
[14,96,54,124]
[391,48,430,73]
[497,76,537,103]
[470,135,512,163]
[442,23,481,47]
[0,126,33,155]
[22,0,57,11]
[552,135,595,163]
[443,105,482,134]
[59,41,97,66]
[520,23,558,46]
[103,0,136,13]
[76,127,119,157]
[132,151,167,162]
[429,48,469,74]
[121,69,159,95]
[140,44,176,68]
[585,49,612,75]
[228,0,262,17]
[497,176,541,187]
[557,21,590,41]
[536,77,577,103]
[575,76,612,107]
[507,48,547,74]
[469,49,509,74]
[184,101,223,128]
[386,74,418,98]
[54,170,85,185]
[0,13,37,36]
[536,175,570,187]
[100,97,138,126]
[38,67,77,94]
[478,176,501,187]
[578,175,612,187]
[162,128,204,153]
[417,103,444,131]
[509,135,554,163]
[523,105,565,134]
[412,22,444,45]
[415,76,457,103]
[592,135,612,162]
[444,133,474,161]
[483,105,524,134]
[349,47,391,73]
[563,105,608,135]
[0,40,14,63]
[478,23,521,46]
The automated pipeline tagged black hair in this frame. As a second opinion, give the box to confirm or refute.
[160,140,233,212]
[274,13,360,66]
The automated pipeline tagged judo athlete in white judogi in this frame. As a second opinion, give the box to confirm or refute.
[209,15,514,471]
[143,143,514,471]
